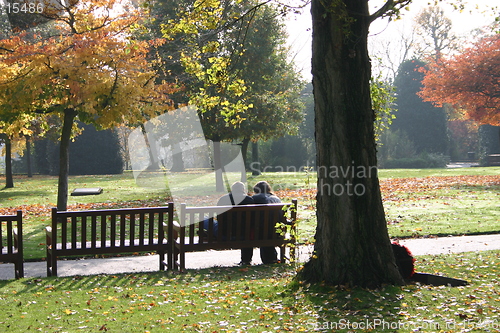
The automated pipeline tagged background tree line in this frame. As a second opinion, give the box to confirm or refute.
[373,5,499,168]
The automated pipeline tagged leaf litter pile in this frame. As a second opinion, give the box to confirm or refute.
[273,174,500,203]
[379,175,500,202]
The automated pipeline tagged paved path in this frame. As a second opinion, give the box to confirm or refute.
[2,234,500,280]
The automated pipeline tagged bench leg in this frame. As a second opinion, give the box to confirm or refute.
[46,249,57,277]
[180,249,185,271]
[15,259,24,279]
[158,249,165,271]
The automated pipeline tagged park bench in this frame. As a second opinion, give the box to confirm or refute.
[487,154,500,166]
[0,210,24,279]
[167,199,297,271]
[46,204,174,277]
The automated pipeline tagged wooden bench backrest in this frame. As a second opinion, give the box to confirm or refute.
[50,205,173,255]
[0,210,22,256]
[178,200,296,246]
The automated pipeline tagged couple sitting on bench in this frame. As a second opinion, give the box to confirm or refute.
[210,181,282,266]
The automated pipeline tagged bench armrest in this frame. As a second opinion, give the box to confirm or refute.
[163,221,180,240]
[13,227,19,250]
[45,226,52,243]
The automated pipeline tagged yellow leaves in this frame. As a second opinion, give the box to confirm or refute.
[64,308,77,315]
[0,0,174,132]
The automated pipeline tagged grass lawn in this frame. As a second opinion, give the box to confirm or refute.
[1,251,500,332]
[0,167,499,260]
[0,167,499,331]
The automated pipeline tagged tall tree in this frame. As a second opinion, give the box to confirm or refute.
[298,0,416,287]
[152,0,303,187]
[414,5,458,59]
[392,59,449,155]
[227,1,304,167]
[419,33,500,127]
[0,0,173,210]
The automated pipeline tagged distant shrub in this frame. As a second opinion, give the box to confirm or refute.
[382,153,448,169]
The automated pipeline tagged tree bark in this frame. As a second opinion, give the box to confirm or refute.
[241,137,250,183]
[57,108,77,211]
[299,0,403,287]
[26,135,32,178]
[4,135,14,188]
[213,140,225,192]
[170,142,185,172]
[241,137,250,169]
[251,141,261,176]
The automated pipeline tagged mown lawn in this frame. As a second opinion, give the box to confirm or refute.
[0,167,499,332]
[0,167,499,260]
[2,250,500,332]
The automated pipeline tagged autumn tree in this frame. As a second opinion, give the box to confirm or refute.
[0,0,173,210]
[0,112,37,187]
[419,33,500,127]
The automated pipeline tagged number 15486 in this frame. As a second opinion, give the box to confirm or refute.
[5,2,45,14]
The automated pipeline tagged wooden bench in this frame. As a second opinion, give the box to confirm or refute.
[487,154,500,166]
[0,211,24,279]
[46,204,174,277]
[167,199,297,270]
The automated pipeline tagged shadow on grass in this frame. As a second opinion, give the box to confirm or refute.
[3,264,287,295]
[0,263,474,332]
[0,189,51,200]
[284,279,405,332]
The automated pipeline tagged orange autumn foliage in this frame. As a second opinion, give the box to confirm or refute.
[0,0,175,128]
[419,34,500,126]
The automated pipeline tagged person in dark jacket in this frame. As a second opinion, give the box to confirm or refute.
[216,182,254,266]
[252,181,281,264]
[217,181,254,206]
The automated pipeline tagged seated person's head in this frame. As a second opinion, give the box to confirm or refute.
[231,181,247,195]
[253,181,272,195]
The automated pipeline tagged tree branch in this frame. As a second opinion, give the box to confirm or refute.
[369,0,413,24]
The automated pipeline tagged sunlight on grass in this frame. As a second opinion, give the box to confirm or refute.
[0,167,499,260]
[2,251,500,332]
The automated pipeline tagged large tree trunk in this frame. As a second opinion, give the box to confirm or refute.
[241,137,250,169]
[299,0,403,287]
[213,140,225,192]
[57,108,77,211]
[251,141,261,176]
[4,135,14,188]
[170,142,185,172]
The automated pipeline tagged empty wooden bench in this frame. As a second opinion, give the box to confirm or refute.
[0,210,24,279]
[487,154,500,166]
[167,199,297,270]
[46,204,174,277]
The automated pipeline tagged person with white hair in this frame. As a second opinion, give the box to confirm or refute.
[217,182,254,266]
[217,181,254,206]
